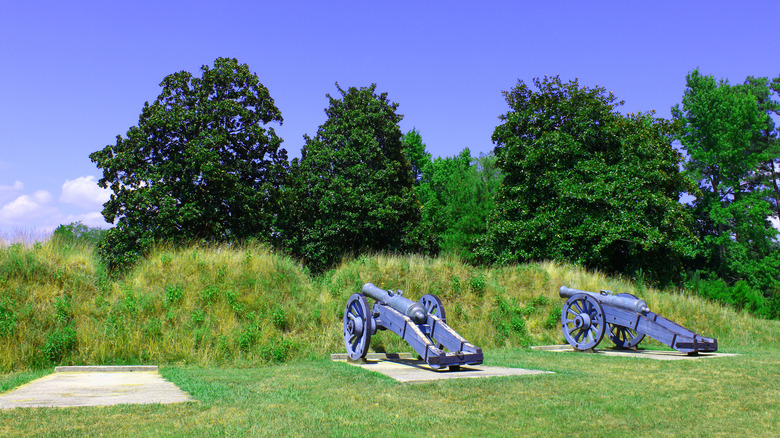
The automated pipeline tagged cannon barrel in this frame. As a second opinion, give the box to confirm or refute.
[362,283,427,324]
[559,286,650,315]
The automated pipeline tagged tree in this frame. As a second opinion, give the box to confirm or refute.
[672,70,779,294]
[90,57,288,270]
[484,76,697,284]
[401,128,431,182]
[741,76,780,223]
[416,148,502,260]
[283,84,419,272]
[51,222,105,247]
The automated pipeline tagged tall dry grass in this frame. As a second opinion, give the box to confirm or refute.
[0,228,51,248]
[0,242,777,371]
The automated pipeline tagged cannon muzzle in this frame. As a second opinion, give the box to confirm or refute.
[362,283,427,324]
[559,286,650,314]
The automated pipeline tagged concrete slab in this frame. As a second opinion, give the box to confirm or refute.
[531,345,740,361]
[331,353,553,383]
[0,365,193,409]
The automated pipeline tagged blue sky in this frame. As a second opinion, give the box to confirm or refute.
[1,1,778,239]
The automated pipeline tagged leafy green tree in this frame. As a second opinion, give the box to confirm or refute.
[51,222,105,247]
[672,70,779,294]
[90,57,288,271]
[402,128,432,182]
[741,76,780,222]
[485,76,697,284]
[283,84,419,272]
[416,148,502,260]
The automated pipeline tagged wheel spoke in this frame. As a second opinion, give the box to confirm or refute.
[607,323,644,348]
[561,294,605,350]
[583,301,592,314]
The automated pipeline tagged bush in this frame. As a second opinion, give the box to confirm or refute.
[688,275,770,316]
[51,222,105,247]
[492,296,532,346]
[42,325,77,362]
[766,291,780,320]
[0,299,17,337]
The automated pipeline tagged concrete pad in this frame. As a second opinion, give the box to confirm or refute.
[331,353,552,383]
[531,345,740,361]
[0,365,193,409]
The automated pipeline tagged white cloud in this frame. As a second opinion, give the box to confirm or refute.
[0,190,56,225]
[0,181,24,191]
[60,176,111,209]
[0,177,114,236]
[0,180,24,202]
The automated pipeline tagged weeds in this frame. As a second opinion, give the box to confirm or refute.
[42,324,77,362]
[0,242,777,372]
[0,299,17,337]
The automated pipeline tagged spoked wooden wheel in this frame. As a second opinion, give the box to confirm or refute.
[561,293,606,350]
[606,293,645,349]
[343,293,372,360]
[419,294,446,322]
[419,294,447,351]
[608,324,645,348]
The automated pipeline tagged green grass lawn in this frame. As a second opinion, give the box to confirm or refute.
[1,346,777,437]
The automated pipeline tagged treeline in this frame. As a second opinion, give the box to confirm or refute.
[85,58,779,319]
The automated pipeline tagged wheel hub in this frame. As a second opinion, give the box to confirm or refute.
[574,312,591,329]
[347,314,363,337]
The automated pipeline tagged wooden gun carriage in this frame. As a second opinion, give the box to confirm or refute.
[343,283,482,369]
[559,286,718,354]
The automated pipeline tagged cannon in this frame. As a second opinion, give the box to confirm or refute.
[559,286,718,353]
[343,283,483,369]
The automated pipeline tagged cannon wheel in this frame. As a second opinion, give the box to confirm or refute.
[419,294,447,350]
[607,293,645,348]
[344,293,372,360]
[608,324,645,349]
[561,293,606,350]
[419,294,446,323]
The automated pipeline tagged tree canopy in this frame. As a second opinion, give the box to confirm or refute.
[484,76,696,283]
[401,128,432,182]
[673,69,779,302]
[81,60,779,318]
[282,84,419,272]
[741,76,780,225]
[415,148,502,261]
[90,57,288,270]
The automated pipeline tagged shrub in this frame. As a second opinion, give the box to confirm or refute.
[51,222,105,247]
[0,299,17,337]
[492,296,531,346]
[42,325,77,362]
[689,276,768,315]
[165,284,184,306]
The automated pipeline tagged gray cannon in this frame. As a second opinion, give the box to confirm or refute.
[343,283,483,369]
[559,286,718,353]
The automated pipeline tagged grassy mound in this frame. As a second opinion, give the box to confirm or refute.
[0,242,777,371]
